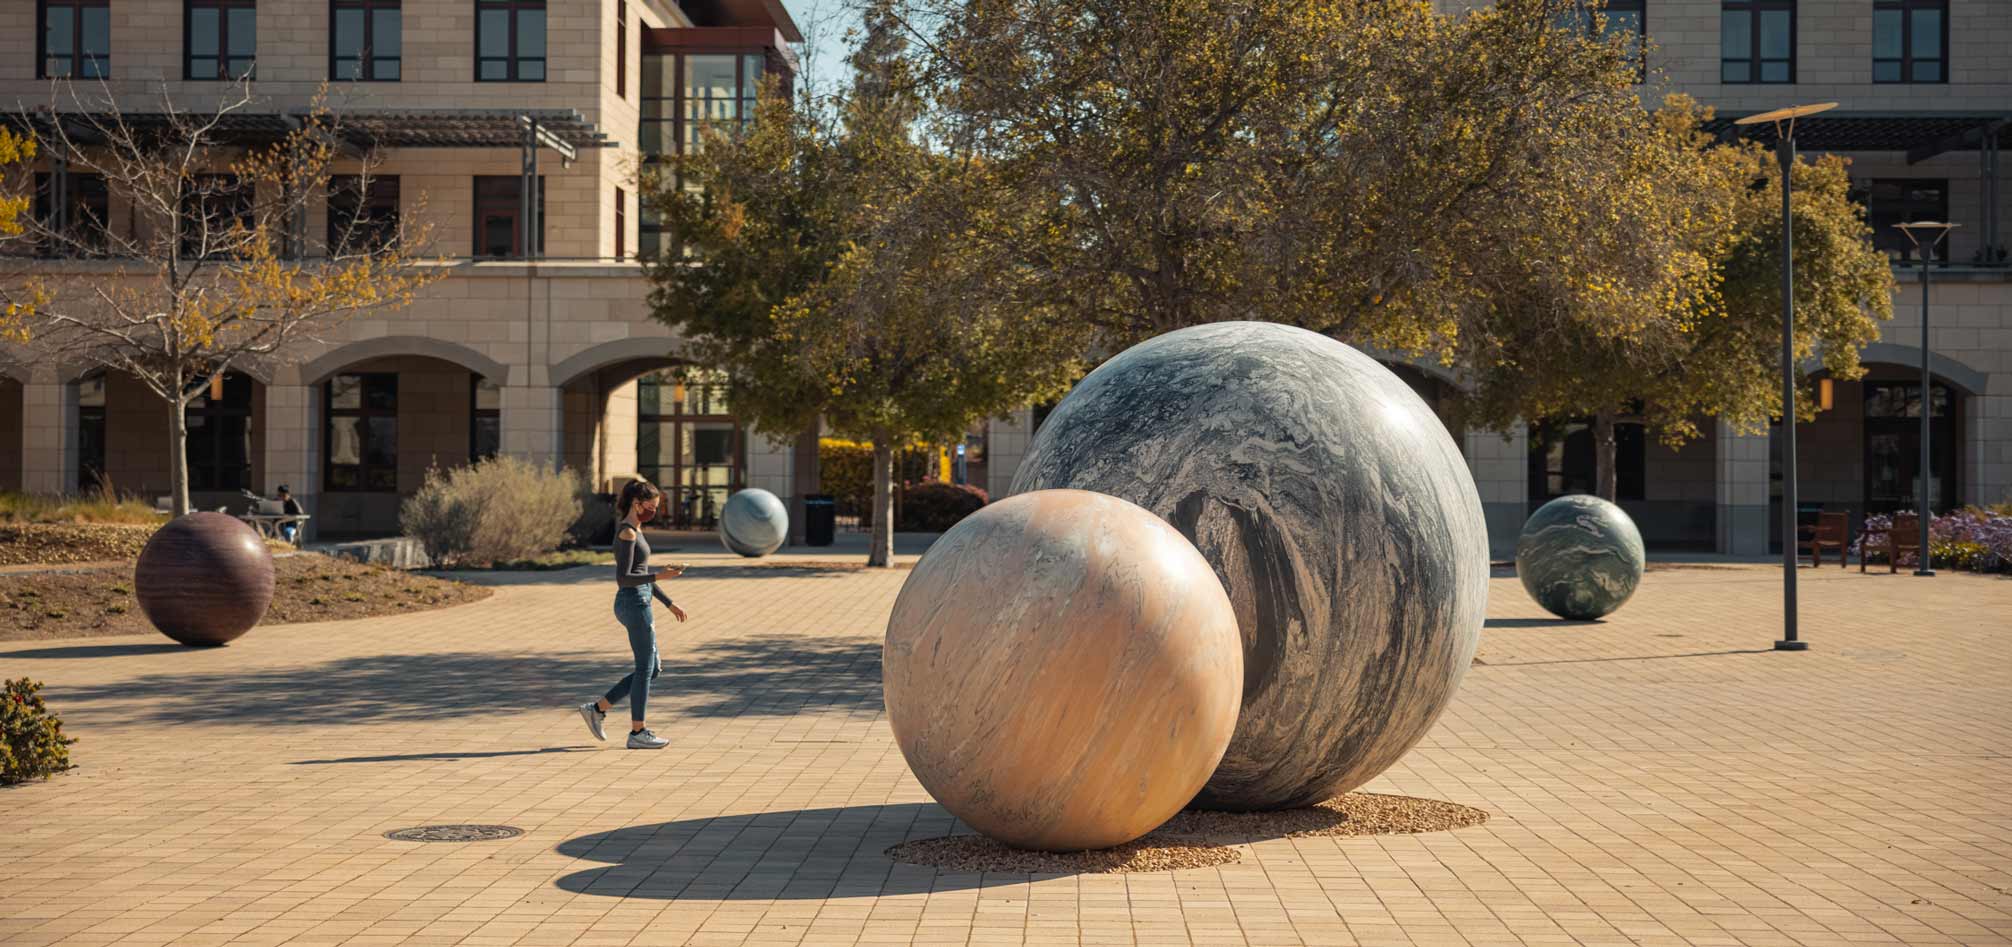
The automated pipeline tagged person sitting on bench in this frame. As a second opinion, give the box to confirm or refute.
[273,485,305,544]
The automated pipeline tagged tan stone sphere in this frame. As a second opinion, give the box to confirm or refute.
[883,489,1243,852]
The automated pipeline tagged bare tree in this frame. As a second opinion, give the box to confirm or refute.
[0,79,442,514]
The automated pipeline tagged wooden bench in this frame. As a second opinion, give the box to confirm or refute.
[1860,512,1923,573]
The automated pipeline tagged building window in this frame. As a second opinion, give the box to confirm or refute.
[332,0,401,81]
[614,187,626,259]
[1874,0,1945,83]
[180,174,253,259]
[1561,0,1645,75]
[637,369,742,528]
[30,172,110,256]
[638,51,765,257]
[1864,380,1958,514]
[1528,419,1646,502]
[476,0,545,82]
[473,176,544,257]
[40,0,110,79]
[187,372,254,492]
[187,0,256,80]
[77,374,106,492]
[616,0,628,99]
[328,175,400,254]
[325,373,397,491]
[1856,179,1949,263]
[1721,0,1793,84]
[471,376,500,461]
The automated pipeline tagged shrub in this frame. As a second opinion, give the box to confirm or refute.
[819,438,941,524]
[400,457,584,567]
[898,481,989,532]
[0,478,161,526]
[2,678,75,785]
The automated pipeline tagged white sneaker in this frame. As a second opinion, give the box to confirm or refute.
[578,702,607,741]
[626,728,669,750]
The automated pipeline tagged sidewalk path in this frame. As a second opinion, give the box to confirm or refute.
[2,553,2007,947]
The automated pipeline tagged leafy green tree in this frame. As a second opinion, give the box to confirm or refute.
[906,0,1694,358]
[1456,103,1894,499]
[645,2,1088,565]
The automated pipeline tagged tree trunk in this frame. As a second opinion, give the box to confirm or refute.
[1593,410,1618,503]
[868,434,894,568]
[169,397,192,516]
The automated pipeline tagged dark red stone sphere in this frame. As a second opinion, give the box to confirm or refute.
[135,511,276,647]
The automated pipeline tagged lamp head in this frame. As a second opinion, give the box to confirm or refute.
[1893,220,1958,249]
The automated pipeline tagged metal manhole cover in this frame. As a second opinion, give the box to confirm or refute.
[384,824,524,843]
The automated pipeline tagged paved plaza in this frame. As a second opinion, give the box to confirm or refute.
[2,552,2008,947]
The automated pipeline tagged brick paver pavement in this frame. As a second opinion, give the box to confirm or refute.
[2,552,2007,947]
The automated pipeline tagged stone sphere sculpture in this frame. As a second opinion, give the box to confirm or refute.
[134,511,276,647]
[883,489,1243,851]
[719,488,788,557]
[1515,494,1645,620]
[1011,321,1489,812]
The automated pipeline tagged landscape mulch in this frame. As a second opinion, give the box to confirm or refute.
[0,552,491,642]
[884,792,1490,874]
[0,524,159,567]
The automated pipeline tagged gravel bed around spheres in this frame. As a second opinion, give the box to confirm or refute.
[0,524,158,566]
[884,793,1490,873]
[0,553,491,642]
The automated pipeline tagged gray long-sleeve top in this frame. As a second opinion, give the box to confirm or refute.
[614,526,676,608]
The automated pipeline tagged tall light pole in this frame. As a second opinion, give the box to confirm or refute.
[1894,220,1957,577]
[1734,102,1834,654]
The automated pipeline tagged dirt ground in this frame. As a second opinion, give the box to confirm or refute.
[0,553,492,643]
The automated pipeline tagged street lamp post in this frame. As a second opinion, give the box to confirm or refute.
[1734,102,1835,654]
[1894,220,1958,578]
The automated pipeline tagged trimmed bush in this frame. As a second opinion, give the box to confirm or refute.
[400,457,584,567]
[898,481,989,532]
[2,678,75,785]
[819,438,940,524]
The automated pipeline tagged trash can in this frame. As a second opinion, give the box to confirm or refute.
[803,494,836,547]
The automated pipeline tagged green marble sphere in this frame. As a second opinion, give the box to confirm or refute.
[1515,495,1645,621]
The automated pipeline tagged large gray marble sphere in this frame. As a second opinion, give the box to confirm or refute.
[719,488,788,558]
[1011,321,1490,812]
[1515,495,1644,621]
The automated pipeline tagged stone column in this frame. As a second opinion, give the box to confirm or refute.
[20,370,77,495]
[263,381,320,541]
[501,385,564,466]
[986,407,1036,500]
[1464,423,1528,562]
[1716,426,1770,557]
[745,429,795,501]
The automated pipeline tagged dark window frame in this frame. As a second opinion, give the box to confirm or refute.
[30,171,111,257]
[186,372,255,492]
[38,0,111,79]
[331,0,402,82]
[474,0,546,82]
[636,369,744,529]
[614,186,626,259]
[185,0,257,81]
[324,372,398,493]
[639,50,766,257]
[1721,0,1795,84]
[471,375,500,461]
[327,174,400,254]
[1862,379,1959,515]
[472,175,545,258]
[179,173,253,259]
[77,374,106,492]
[1855,178,1951,263]
[616,0,628,99]
[1873,0,1947,84]
[1562,0,1646,79]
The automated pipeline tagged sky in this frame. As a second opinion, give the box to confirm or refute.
[782,0,861,96]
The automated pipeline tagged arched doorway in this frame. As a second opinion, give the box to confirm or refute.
[310,356,502,536]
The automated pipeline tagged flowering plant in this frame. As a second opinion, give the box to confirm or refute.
[1852,508,2012,573]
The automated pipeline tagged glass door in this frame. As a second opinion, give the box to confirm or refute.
[1863,381,1957,515]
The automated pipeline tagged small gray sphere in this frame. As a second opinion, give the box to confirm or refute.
[1012,321,1490,812]
[1515,495,1645,620]
[719,488,788,557]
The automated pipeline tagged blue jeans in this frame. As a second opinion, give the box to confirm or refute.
[601,586,658,722]
[280,523,298,544]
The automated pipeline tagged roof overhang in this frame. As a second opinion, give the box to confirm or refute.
[672,0,802,43]
[1707,111,2012,164]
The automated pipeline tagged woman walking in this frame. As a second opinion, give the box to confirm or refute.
[579,479,687,749]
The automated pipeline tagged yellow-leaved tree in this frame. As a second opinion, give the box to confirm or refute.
[0,82,444,515]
